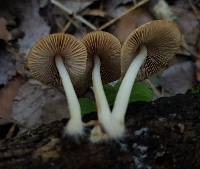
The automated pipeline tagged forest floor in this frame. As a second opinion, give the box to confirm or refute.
[0,93,200,169]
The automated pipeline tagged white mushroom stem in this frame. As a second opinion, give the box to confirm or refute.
[92,56,111,131]
[55,56,83,135]
[110,46,147,138]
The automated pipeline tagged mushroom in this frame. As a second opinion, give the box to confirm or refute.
[27,33,89,136]
[82,31,121,139]
[110,20,182,138]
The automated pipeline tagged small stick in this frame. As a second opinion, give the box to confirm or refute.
[98,0,149,30]
[74,15,97,30]
[50,0,97,30]
[64,13,79,29]
[6,124,16,139]
[55,19,64,31]
[62,21,72,33]
[51,0,72,14]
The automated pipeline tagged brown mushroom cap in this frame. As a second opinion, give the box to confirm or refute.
[82,31,121,83]
[121,20,182,80]
[27,33,88,91]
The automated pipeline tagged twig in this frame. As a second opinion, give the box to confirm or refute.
[98,0,149,30]
[51,0,73,14]
[62,21,72,33]
[64,13,79,29]
[50,0,97,30]
[55,19,64,31]
[6,124,16,139]
[74,15,97,30]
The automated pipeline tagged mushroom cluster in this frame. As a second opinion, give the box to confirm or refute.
[27,20,181,142]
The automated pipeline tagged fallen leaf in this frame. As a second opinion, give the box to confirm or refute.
[107,5,127,19]
[79,81,153,116]
[104,81,153,104]
[0,17,12,42]
[0,77,25,124]
[160,61,195,95]
[11,80,68,128]
[105,0,133,18]
[0,48,17,85]
[17,0,50,54]
[59,0,95,14]
[172,6,200,54]
[79,98,96,116]
[112,8,152,43]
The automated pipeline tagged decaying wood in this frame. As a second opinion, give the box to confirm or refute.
[0,93,200,169]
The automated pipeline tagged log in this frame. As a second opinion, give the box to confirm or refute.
[0,93,200,169]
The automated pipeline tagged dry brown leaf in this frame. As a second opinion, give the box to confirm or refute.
[172,7,200,54]
[105,0,133,18]
[0,77,25,124]
[0,48,17,85]
[0,17,11,42]
[112,8,153,43]
[161,61,195,95]
[11,80,68,128]
[17,0,50,54]
[59,0,94,13]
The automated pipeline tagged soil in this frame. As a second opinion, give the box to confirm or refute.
[0,93,200,169]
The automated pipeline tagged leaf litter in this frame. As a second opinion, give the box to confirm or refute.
[0,46,16,85]
[11,80,68,128]
[0,17,11,42]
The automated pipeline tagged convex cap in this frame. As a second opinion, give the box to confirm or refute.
[82,31,121,83]
[28,33,88,90]
[121,20,182,80]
